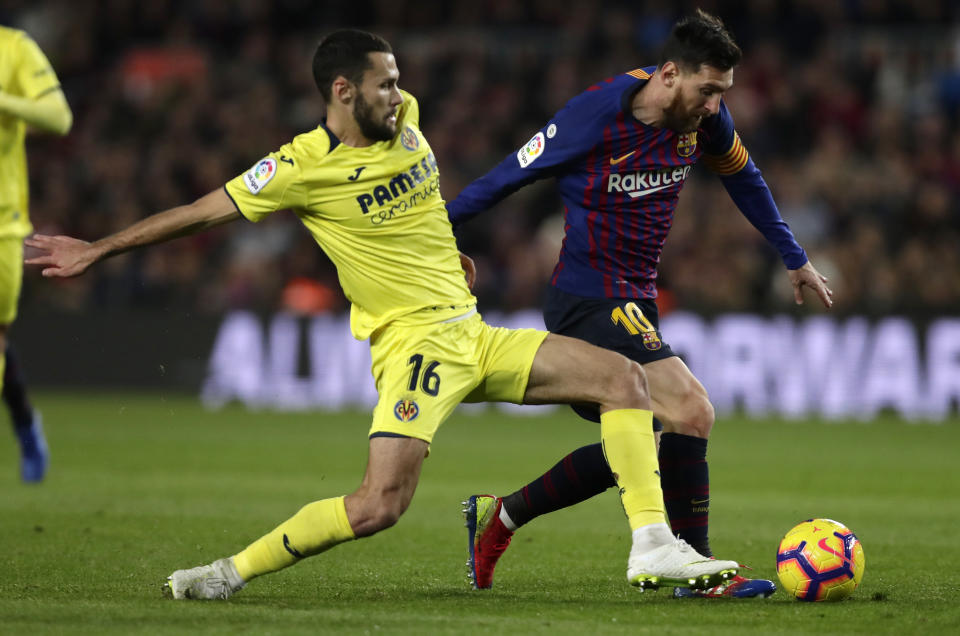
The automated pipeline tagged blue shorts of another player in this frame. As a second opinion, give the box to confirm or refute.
[543,285,675,427]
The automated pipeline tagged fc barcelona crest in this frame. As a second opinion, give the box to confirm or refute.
[400,126,419,151]
[394,399,420,422]
[676,132,697,157]
[642,331,663,351]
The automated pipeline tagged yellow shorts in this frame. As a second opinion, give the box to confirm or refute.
[368,312,548,444]
[0,238,23,325]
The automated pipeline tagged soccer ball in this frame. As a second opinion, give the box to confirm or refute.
[776,518,865,601]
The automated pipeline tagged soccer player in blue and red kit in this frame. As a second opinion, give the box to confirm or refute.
[448,9,833,598]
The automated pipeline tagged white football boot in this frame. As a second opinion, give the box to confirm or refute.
[627,538,738,591]
[162,557,246,600]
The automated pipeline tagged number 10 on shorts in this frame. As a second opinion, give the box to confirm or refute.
[610,302,663,351]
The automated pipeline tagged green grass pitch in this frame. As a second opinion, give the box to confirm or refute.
[1,393,958,634]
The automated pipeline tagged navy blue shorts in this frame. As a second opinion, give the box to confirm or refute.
[544,285,675,425]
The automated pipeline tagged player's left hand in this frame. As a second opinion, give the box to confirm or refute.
[788,261,833,308]
[459,251,476,289]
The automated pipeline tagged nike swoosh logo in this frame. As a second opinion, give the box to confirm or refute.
[817,538,853,566]
[283,533,304,558]
[609,151,636,165]
[626,184,672,199]
[690,498,709,505]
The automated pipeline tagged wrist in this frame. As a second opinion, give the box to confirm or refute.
[88,240,112,263]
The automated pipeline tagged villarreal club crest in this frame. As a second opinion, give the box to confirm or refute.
[400,126,419,151]
[394,399,420,422]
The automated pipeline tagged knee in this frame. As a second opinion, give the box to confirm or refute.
[345,491,408,537]
[675,390,715,438]
[604,358,650,408]
[366,505,403,534]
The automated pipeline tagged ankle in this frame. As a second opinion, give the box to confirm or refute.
[498,502,518,532]
[630,522,674,554]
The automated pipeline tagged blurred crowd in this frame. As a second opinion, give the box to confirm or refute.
[6,0,960,318]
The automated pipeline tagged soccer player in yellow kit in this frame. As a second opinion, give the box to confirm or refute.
[0,26,72,481]
[27,30,740,599]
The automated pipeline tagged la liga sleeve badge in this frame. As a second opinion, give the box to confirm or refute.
[243,157,278,194]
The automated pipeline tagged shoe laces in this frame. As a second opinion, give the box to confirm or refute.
[205,578,230,596]
[674,538,695,554]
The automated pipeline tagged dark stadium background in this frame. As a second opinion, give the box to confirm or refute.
[4,0,959,414]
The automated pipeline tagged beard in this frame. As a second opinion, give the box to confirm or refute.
[661,93,703,133]
[353,92,396,142]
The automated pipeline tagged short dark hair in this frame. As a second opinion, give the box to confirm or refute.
[312,29,392,102]
[658,9,742,73]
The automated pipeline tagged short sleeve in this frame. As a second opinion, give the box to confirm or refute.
[13,32,61,99]
[224,144,308,222]
[398,89,419,128]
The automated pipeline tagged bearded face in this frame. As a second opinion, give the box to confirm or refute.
[661,64,733,133]
[353,89,397,142]
[661,89,708,133]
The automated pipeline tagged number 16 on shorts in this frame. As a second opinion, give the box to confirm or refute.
[407,353,441,396]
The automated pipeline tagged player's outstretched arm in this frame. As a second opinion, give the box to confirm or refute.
[787,261,833,308]
[25,188,239,278]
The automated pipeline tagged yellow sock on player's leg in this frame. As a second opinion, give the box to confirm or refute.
[600,408,666,531]
[232,496,356,582]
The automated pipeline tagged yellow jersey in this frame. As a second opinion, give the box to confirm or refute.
[0,26,62,239]
[225,90,476,340]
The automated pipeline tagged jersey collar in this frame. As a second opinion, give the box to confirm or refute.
[319,120,341,152]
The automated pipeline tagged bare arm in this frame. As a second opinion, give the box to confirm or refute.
[25,188,240,278]
[0,87,72,135]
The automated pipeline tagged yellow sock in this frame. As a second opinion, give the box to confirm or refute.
[600,408,666,531]
[232,496,355,581]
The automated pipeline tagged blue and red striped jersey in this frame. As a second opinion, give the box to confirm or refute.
[447,66,807,300]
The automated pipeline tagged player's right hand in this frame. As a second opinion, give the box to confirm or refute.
[459,251,476,289]
[24,234,98,278]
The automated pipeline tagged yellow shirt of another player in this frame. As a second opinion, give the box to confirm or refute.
[225,90,476,340]
[0,27,62,239]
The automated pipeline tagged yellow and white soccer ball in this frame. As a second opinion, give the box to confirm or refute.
[776,518,865,601]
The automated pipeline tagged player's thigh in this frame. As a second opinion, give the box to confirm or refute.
[644,356,713,435]
[522,332,646,407]
[0,238,24,326]
[463,323,548,404]
[542,289,672,416]
[368,320,482,445]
